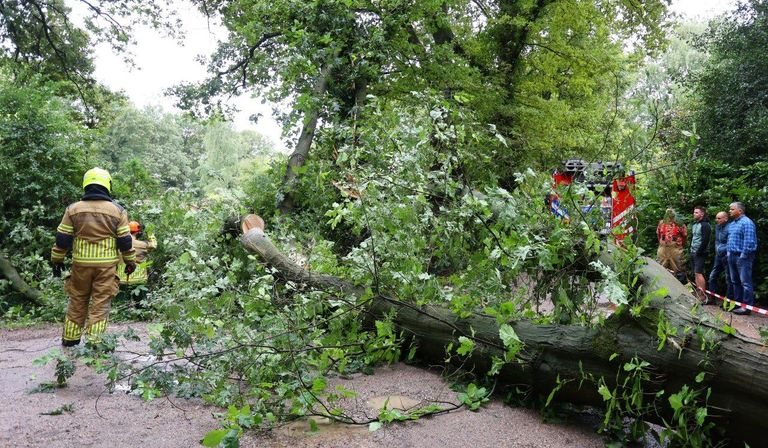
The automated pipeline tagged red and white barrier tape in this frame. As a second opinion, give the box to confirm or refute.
[696,286,768,316]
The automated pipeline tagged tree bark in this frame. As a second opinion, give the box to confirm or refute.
[0,252,44,306]
[238,220,767,446]
[277,64,332,215]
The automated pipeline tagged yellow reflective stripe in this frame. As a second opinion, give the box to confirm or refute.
[123,278,147,285]
[63,318,82,341]
[72,238,118,262]
[117,225,130,235]
[51,247,66,262]
[57,224,74,234]
[86,319,108,337]
[118,262,148,283]
[122,252,136,261]
[73,258,119,264]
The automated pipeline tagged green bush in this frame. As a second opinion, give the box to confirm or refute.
[0,81,89,310]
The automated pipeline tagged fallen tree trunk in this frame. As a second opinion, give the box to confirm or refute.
[239,219,767,446]
[0,252,44,306]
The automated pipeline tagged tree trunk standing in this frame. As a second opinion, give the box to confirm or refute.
[0,252,44,306]
[277,65,332,215]
[238,221,767,446]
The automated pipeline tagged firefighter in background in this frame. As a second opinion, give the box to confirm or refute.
[656,208,687,280]
[117,220,157,291]
[611,178,636,244]
[51,168,136,347]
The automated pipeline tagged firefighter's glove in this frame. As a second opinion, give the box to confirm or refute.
[52,263,63,278]
[124,262,137,276]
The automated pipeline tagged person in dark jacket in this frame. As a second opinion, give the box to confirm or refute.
[708,211,732,301]
[690,206,711,303]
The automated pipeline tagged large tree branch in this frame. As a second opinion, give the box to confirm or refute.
[22,0,93,112]
[74,0,128,35]
[0,252,44,306]
[237,219,768,445]
[216,32,281,78]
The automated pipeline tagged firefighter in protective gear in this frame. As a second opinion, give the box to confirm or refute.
[117,221,157,286]
[51,167,136,347]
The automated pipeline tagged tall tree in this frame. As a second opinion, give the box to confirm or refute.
[99,105,207,188]
[695,0,768,164]
[180,0,671,213]
[0,80,88,303]
[198,120,274,194]
[0,0,179,125]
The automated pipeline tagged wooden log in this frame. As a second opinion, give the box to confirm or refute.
[0,252,44,306]
[238,218,767,446]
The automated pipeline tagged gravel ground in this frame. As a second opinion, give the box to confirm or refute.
[1,307,762,448]
[0,323,221,448]
[246,363,606,448]
[1,323,606,448]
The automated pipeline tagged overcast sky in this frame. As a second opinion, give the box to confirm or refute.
[669,0,738,19]
[81,3,287,151]
[81,0,739,155]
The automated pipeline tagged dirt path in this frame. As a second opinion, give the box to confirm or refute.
[1,323,608,448]
[0,323,222,448]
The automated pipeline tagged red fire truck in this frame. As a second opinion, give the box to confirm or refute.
[545,159,637,242]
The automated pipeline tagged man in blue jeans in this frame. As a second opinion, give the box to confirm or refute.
[727,202,758,315]
[708,211,732,301]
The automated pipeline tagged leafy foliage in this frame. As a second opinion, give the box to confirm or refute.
[98,105,206,189]
[695,0,768,164]
[179,0,670,176]
[0,80,88,308]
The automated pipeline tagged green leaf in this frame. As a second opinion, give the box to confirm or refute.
[201,429,228,447]
[696,406,708,425]
[499,324,520,348]
[456,336,475,356]
[668,393,683,411]
[311,376,327,393]
[488,356,505,376]
[598,384,613,401]
[369,421,382,432]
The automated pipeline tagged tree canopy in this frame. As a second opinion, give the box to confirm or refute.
[695,0,768,164]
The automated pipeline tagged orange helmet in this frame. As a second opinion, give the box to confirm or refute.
[129,221,141,234]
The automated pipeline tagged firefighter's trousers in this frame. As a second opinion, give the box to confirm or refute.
[62,265,119,346]
[657,242,684,272]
